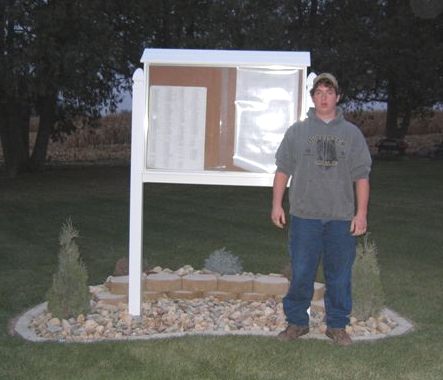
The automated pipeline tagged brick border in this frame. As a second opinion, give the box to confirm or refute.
[100,273,325,309]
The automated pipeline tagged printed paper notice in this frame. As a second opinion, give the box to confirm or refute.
[233,68,299,173]
[147,86,207,170]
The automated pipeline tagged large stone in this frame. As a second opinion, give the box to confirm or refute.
[253,275,289,296]
[377,321,391,334]
[84,320,98,334]
[145,273,182,292]
[46,318,62,334]
[217,275,254,293]
[182,274,218,292]
[62,319,72,334]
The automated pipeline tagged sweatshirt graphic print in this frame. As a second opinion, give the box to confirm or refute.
[308,135,346,168]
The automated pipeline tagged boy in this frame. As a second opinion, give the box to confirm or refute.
[271,73,371,345]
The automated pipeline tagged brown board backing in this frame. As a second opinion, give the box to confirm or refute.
[149,65,240,170]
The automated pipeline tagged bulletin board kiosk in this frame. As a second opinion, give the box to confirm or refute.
[128,49,313,316]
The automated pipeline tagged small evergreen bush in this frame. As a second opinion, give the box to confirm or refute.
[352,235,385,320]
[203,247,243,275]
[47,219,90,319]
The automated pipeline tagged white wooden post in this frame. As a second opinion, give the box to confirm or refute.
[306,72,316,113]
[128,68,146,316]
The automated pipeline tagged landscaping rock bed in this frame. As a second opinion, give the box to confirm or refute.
[14,266,414,343]
[25,296,405,343]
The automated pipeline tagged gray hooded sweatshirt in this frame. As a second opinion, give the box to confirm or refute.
[275,107,372,221]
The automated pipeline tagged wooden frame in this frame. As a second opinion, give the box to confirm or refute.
[128,49,311,316]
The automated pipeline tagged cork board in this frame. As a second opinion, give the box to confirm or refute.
[147,65,304,172]
[149,65,239,171]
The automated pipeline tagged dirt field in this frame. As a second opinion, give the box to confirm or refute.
[1,110,442,163]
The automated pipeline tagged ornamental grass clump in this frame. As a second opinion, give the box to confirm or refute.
[47,219,90,319]
[352,235,385,320]
[203,247,243,275]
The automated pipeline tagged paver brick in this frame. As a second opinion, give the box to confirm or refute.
[95,291,127,306]
[168,290,203,300]
[312,282,325,301]
[253,275,289,296]
[204,291,238,300]
[107,275,129,295]
[238,292,271,302]
[143,291,166,301]
[182,274,218,292]
[310,299,325,313]
[217,275,254,293]
[145,273,182,292]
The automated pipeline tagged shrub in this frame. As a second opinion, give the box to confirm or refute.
[352,235,385,320]
[47,219,90,319]
[203,247,243,275]
[113,256,150,276]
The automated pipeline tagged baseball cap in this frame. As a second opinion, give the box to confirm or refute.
[313,73,339,93]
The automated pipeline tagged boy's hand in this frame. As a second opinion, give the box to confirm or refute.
[271,206,286,229]
[350,214,367,236]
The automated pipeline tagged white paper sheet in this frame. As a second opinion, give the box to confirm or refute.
[234,68,300,173]
[147,86,207,170]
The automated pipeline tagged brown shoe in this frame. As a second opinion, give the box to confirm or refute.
[325,328,352,346]
[277,325,309,341]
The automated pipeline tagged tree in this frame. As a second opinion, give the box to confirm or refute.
[317,0,443,138]
[0,0,138,177]
[374,0,443,138]
[0,1,34,176]
[47,219,90,320]
[2,0,441,176]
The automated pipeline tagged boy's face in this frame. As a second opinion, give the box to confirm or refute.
[312,83,340,119]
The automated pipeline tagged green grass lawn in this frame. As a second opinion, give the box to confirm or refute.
[0,160,442,380]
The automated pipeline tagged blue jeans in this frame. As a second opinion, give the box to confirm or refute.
[283,215,356,328]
